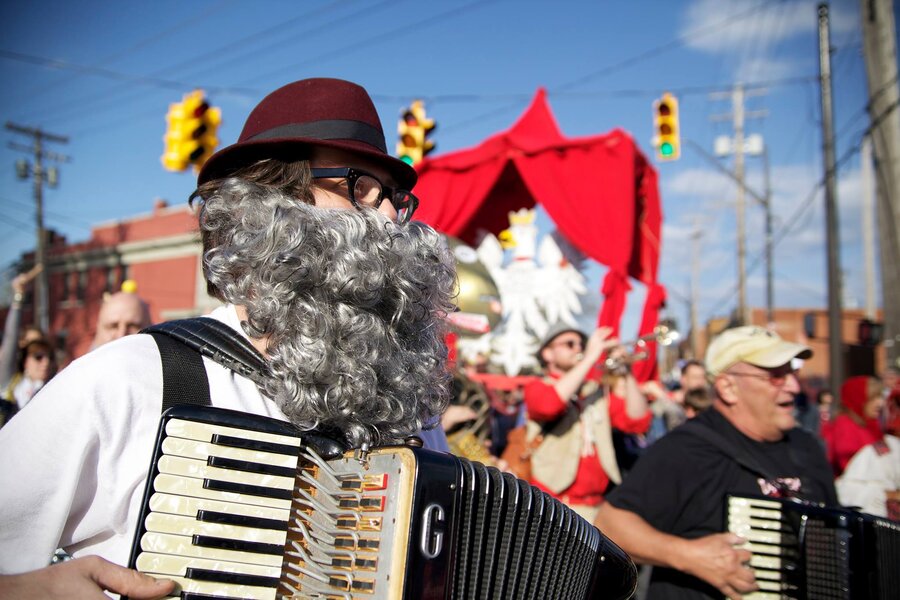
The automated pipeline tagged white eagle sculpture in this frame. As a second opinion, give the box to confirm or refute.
[476,208,587,375]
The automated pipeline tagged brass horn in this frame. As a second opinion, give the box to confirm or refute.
[604,322,680,371]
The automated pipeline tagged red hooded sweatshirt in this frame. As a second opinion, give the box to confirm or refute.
[829,376,883,476]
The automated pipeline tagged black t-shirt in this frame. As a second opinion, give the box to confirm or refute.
[605,408,837,600]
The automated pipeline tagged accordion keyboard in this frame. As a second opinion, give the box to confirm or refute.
[127,406,637,600]
[726,494,900,600]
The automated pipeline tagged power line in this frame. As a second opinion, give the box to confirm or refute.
[446,0,782,133]
[0,49,258,98]
[0,195,95,230]
[236,0,501,86]
[7,1,361,126]
[700,99,900,320]
[10,0,240,106]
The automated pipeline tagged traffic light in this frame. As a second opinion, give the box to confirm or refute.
[161,90,222,172]
[858,318,883,346]
[396,100,436,166]
[653,92,680,161]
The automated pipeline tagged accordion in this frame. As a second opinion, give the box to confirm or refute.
[726,494,900,600]
[126,405,636,600]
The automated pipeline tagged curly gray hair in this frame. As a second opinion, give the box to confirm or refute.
[198,178,456,448]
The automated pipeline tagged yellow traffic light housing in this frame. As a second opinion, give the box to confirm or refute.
[653,92,680,161]
[161,90,222,172]
[396,100,436,166]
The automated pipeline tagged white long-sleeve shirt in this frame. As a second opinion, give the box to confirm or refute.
[836,434,900,518]
[0,305,288,574]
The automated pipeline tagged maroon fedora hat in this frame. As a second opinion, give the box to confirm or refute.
[197,78,417,189]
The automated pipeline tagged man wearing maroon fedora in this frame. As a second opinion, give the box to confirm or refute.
[0,78,457,597]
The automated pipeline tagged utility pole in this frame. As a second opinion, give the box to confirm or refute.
[762,143,774,325]
[859,0,900,370]
[861,136,877,319]
[690,218,702,358]
[817,4,844,397]
[733,84,748,325]
[6,122,69,333]
[710,87,767,326]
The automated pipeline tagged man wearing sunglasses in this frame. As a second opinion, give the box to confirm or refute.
[522,323,652,522]
[595,326,837,600]
[0,78,456,598]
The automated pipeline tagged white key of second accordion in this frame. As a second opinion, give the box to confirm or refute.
[729,525,785,546]
[741,592,782,600]
[752,567,783,581]
[742,541,783,556]
[749,553,783,570]
[144,513,288,546]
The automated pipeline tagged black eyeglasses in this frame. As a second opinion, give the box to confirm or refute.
[310,167,419,224]
[552,339,583,350]
[726,367,798,388]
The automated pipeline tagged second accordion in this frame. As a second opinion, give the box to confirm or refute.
[126,405,637,600]
[726,494,900,600]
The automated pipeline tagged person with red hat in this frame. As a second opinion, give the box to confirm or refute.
[825,375,885,476]
[0,79,456,598]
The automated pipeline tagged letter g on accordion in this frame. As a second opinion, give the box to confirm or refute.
[126,406,637,600]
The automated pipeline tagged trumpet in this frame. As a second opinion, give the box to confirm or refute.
[604,322,681,371]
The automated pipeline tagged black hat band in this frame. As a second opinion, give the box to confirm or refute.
[246,120,387,153]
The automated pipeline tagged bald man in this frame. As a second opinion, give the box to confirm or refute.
[91,292,152,349]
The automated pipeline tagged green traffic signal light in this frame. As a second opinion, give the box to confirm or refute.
[400,155,414,166]
[660,142,674,157]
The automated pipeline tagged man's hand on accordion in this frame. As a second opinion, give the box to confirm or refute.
[0,555,175,600]
[675,532,758,600]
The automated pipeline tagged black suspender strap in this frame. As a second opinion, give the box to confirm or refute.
[144,317,268,413]
[149,330,212,411]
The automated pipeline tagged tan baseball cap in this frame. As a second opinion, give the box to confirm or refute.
[705,326,812,376]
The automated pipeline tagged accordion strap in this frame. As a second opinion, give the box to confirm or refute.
[144,317,268,413]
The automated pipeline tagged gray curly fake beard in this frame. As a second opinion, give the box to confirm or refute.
[200,179,456,448]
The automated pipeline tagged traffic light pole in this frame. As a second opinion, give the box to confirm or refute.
[6,122,68,333]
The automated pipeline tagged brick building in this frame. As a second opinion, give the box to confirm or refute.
[5,199,217,362]
[691,307,887,393]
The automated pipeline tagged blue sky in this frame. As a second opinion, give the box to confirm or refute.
[0,0,887,336]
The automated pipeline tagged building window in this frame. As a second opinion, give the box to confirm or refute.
[76,270,87,301]
[59,271,70,302]
[106,267,118,293]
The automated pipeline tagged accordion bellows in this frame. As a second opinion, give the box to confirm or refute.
[126,405,637,600]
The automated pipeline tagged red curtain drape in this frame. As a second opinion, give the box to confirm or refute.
[632,283,667,382]
[414,88,665,374]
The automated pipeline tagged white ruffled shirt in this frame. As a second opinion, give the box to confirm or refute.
[0,305,288,574]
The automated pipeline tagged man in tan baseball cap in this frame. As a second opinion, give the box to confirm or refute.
[596,326,836,599]
[706,325,812,376]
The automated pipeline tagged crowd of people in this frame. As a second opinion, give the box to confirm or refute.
[0,76,897,600]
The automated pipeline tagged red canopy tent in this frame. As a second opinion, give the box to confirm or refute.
[414,89,666,380]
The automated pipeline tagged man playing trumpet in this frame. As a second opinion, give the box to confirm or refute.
[523,324,652,521]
